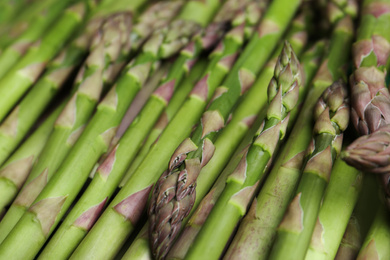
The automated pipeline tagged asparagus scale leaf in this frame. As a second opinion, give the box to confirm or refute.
[269,80,350,260]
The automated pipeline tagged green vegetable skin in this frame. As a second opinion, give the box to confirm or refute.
[122,2,264,258]
[39,57,207,259]
[341,0,390,210]
[357,204,390,259]
[269,80,350,260]
[0,1,93,124]
[0,11,133,245]
[0,105,64,213]
[223,13,354,260]
[304,158,363,260]
[48,1,221,259]
[75,0,301,258]
[185,38,302,260]
[168,36,324,259]
[0,0,73,79]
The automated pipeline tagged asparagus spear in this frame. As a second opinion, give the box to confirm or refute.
[0,22,96,170]
[185,40,302,260]
[168,36,323,259]
[73,0,301,258]
[304,158,363,260]
[357,203,390,259]
[269,80,350,260]
[126,5,306,258]
[0,1,222,259]
[224,15,354,260]
[0,12,135,257]
[335,215,362,260]
[146,5,263,259]
[0,1,95,123]
[0,0,73,79]
[341,0,390,211]
[0,105,64,213]
[119,0,263,188]
[38,58,208,260]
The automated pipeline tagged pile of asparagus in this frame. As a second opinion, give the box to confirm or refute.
[0,0,389,259]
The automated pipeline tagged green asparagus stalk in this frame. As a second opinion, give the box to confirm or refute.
[0,105,64,213]
[0,0,73,79]
[335,215,362,260]
[0,0,32,30]
[341,0,390,211]
[224,15,354,260]
[73,0,301,258]
[119,0,264,188]
[184,39,325,260]
[269,80,350,260]
[304,158,363,260]
[0,20,98,174]
[0,1,222,259]
[146,5,264,259]
[125,13,312,260]
[185,40,302,260]
[0,1,95,123]
[38,58,208,260]
[0,12,134,256]
[357,203,390,259]
[0,0,56,49]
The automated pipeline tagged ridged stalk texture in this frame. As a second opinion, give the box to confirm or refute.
[38,58,208,260]
[180,42,324,260]
[59,1,222,259]
[357,203,390,259]
[335,215,362,260]
[121,4,265,259]
[0,12,134,258]
[224,15,354,260]
[304,158,363,260]
[165,10,311,260]
[0,105,63,213]
[269,81,350,260]
[147,3,265,259]
[0,16,98,180]
[0,0,73,79]
[73,0,304,258]
[0,1,93,123]
[185,40,302,260]
[342,0,390,210]
[119,0,264,188]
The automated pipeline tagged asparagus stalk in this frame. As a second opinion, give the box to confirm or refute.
[0,21,98,173]
[205,40,325,260]
[0,12,135,257]
[357,203,390,259]
[185,40,302,260]
[74,0,301,258]
[0,105,64,213]
[335,215,362,260]
[304,158,363,260]
[38,58,208,260]
[0,0,73,79]
[0,1,222,259]
[119,0,264,188]
[126,13,312,260]
[0,1,96,123]
[269,80,350,260]
[341,0,390,211]
[224,15,354,260]
[146,5,264,259]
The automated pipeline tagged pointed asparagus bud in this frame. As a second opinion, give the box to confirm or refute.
[149,158,200,260]
[350,67,390,135]
[131,1,184,49]
[342,125,390,174]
